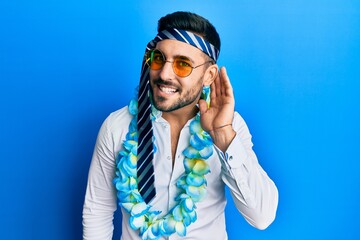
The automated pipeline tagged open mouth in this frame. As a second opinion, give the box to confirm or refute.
[158,84,178,94]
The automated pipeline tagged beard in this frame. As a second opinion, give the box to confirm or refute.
[150,77,203,112]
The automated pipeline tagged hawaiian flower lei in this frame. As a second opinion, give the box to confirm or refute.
[113,87,213,240]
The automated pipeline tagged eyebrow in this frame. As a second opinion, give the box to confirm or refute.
[156,49,195,64]
[176,55,194,63]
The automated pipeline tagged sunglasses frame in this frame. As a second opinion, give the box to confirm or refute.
[145,49,213,78]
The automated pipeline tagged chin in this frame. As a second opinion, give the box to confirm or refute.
[153,96,199,113]
[152,100,178,112]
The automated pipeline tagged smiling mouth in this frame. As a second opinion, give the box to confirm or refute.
[158,84,178,94]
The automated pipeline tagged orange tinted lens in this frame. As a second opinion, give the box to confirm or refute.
[149,50,164,70]
[173,58,192,77]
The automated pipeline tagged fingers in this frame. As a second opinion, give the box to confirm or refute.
[209,66,234,103]
[219,67,234,98]
[198,99,208,115]
[211,67,223,98]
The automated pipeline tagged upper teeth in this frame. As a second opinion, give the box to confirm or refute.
[160,86,176,93]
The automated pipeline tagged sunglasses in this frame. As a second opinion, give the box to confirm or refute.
[145,49,213,78]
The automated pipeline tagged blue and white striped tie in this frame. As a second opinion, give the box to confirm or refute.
[137,68,156,203]
[136,28,219,204]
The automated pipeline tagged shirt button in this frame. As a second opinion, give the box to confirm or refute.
[167,156,171,160]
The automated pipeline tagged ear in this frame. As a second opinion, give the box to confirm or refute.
[203,64,219,86]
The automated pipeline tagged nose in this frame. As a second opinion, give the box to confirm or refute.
[158,61,175,80]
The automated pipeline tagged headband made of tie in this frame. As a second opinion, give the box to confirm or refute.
[136,28,219,203]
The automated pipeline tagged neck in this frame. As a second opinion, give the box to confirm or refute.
[162,103,198,128]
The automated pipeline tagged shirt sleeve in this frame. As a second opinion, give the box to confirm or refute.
[82,116,117,240]
[215,112,279,230]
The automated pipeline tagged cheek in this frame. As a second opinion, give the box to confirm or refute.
[149,71,158,87]
[149,70,157,80]
[188,73,205,88]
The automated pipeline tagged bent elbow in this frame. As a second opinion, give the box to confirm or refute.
[248,187,279,230]
[256,189,279,230]
[253,211,276,230]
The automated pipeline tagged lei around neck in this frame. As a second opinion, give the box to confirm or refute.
[113,87,213,240]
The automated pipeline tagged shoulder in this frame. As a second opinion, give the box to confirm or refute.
[102,106,132,133]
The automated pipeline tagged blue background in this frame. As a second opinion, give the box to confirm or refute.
[1,0,359,239]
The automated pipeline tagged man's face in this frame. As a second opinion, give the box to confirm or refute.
[149,39,209,113]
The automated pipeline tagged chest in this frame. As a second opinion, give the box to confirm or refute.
[151,125,224,212]
[170,128,181,166]
[152,121,222,182]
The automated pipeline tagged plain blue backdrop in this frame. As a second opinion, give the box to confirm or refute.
[1,0,359,239]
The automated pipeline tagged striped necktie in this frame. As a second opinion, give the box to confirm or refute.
[136,28,219,204]
[137,67,156,203]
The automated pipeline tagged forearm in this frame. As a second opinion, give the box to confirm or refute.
[220,149,278,229]
[216,113,278,229]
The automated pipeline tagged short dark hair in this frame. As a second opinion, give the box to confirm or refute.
[157,11,221,52]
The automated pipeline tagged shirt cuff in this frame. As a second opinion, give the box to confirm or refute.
[214,133,250,169]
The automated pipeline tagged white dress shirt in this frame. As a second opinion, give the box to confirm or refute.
[83,107,278,240]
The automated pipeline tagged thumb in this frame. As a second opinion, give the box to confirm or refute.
[198,99,208,115]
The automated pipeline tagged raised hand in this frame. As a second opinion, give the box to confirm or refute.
[198,67,236,152]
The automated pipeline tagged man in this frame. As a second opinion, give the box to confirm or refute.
[83,11,278,240]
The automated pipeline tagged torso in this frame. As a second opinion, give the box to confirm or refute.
[170,124,181,167]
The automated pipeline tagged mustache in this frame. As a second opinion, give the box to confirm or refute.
[153,78,179,88]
